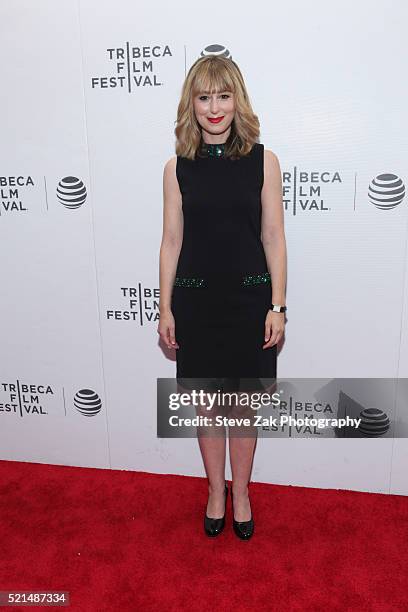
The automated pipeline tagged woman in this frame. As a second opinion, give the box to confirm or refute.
[158,55,287,540]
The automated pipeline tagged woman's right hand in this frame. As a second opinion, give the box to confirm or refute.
[158,309,179,349]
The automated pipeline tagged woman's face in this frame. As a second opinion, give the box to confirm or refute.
[193,89,235,140]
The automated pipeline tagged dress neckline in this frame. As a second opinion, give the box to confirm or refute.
[202,142,227,158]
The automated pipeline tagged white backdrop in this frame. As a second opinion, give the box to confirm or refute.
[1,0,407,495]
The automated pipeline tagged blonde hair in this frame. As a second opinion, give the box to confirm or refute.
[174,55,260,160]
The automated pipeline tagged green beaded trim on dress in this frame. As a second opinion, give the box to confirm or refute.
[242,272,271,286]
[173,272,271,288]
[173,277,206,288]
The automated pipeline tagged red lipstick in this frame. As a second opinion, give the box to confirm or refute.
[208,116,224,124]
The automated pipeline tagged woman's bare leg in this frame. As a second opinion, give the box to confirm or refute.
[229,436,257,521]
[194,380,227,518]
[197,435,227,517]
[228,388,259,522]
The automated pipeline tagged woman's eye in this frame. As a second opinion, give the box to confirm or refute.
[199,94,230,101]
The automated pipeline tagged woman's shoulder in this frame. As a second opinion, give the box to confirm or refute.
[263,148,280,166]
[163,156,178,186]
[259,145,280,169]
[164,155,177,171]
[262,148,282,183]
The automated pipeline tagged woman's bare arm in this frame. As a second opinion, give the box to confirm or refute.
[261,149,287,307]
[158,156,183,348]
[261,149,287,348]
[159,156,183,313]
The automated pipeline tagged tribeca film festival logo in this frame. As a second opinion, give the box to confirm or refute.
[89,41,231,93]
[0,380,102,418]
[0,176,87,215]
[106,284,159,325]
[90,40,231,94]
[283,169,340,216]
[283,170,406,216]
[91,44,172,93]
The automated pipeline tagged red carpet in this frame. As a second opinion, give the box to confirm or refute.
[0,459,407,611]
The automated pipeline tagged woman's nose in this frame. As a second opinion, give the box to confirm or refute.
[210,97,219,113]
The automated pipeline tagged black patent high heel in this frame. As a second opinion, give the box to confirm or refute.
[231,488,254,540]
[204,483,228,537]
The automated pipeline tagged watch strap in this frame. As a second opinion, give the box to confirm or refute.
[270,304,287,313]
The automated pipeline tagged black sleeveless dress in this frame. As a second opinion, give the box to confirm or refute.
[171,141,277,393]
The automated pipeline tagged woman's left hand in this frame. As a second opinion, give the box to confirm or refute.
[263,310,285,349]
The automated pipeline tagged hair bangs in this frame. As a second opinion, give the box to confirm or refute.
[192,62,236,97]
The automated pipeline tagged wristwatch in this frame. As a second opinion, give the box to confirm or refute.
[270,304,287,313]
